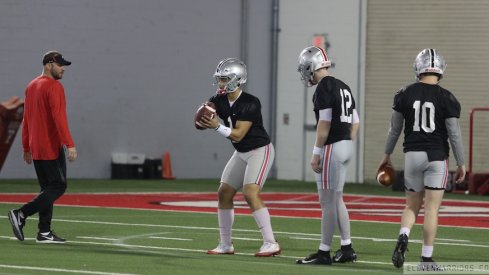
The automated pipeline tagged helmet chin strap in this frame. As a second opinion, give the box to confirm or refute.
[307,71,316,87]
[216,88,227,95]
[216,86,238,95]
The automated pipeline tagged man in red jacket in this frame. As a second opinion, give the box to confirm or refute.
[8,51,77,244]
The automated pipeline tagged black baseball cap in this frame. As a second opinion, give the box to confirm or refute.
[42,51,72,66]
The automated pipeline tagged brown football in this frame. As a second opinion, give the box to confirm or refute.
[377,163,396,187]
[194,102,216,130]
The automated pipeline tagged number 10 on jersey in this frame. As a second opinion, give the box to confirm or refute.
[413,100,435,133]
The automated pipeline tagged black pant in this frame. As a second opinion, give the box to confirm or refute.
[21,149,67,232]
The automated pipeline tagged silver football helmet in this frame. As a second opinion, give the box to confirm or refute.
[413,48,446,80]
[213,58,247,95]
[297,46,331,86]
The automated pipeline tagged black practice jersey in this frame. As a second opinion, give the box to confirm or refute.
[393,82,461,161]
[313,76,356,145]
[209,91,270,152]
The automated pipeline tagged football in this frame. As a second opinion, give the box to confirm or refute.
[377,163,396,187]
[194,102,216,130]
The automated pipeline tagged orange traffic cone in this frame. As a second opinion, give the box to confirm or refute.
[162,151,176,180]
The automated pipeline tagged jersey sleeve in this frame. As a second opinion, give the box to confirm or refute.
[313,79,334,111]
[208,95,225,119]
[392,88,405,113]
[208,95,218,104]
[444,92,461,118]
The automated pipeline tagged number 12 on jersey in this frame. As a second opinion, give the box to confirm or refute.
[340,89,353,123]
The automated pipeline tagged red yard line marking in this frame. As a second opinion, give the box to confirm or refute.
[1,193,488,229]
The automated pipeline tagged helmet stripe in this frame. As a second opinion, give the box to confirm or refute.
[316,46,329,62]
[429,48,435,68]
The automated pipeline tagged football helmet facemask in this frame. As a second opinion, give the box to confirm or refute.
[413,48,446,80]
[213,58,247,95]
[297,46,331,86]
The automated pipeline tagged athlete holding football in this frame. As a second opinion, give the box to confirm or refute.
[198,58,280,257]
[378,49,466,269]
[295,46,360,265]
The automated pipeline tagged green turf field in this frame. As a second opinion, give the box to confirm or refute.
[0,179,488,275]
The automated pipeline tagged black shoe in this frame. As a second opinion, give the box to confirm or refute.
[8,209,26,241]
[392,234,409,268]
[36,231,66,244]
[296,250,332,265]
[333,245,357,263]
[418,257,443,271]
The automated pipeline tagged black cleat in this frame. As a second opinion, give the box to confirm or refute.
[296,250,332,265]
[36,231,66,244]
[8,209,26,241]
[418,257,443,271]
[333,245,357,263]
[392,234,409,268]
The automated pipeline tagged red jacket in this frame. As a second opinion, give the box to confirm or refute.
[22,75,75,160]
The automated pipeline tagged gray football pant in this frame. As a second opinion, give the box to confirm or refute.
[315,140,353,248]
[319,189,351,247]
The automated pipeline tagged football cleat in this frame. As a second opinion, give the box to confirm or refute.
[333,245,357,263]
[8,209,26,241]
[296,250,332,265]
[255,242,281,257]
[36,231,66,244]
[392,234,409,268]
[207,242,235,255]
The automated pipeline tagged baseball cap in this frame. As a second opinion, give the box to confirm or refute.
[42,51,72,66]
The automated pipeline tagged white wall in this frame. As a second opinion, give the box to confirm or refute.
[0,0,366,181]
[275,0,364,182]
[0,0,273,179]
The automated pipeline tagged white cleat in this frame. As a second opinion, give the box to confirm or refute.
[255,242,281,257]
[206,242,235,255]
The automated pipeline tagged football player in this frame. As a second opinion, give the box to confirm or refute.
[198,58,280,257]
[295,46,360,265]
[378,49,466,269]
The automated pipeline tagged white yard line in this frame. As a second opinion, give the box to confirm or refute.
[0,264,137,275]
[148,236,192,241]
[437,237,471,242]
[232,237,263,241]
[77,236,118,241]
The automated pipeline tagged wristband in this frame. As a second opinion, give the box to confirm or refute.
[215,124,232,138]
[312,146,322,155]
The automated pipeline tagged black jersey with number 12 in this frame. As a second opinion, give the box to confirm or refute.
[313,76,356,146]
